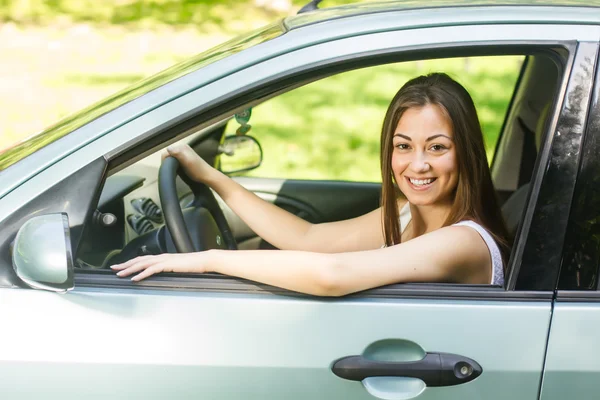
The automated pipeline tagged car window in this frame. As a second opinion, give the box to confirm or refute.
[241,56,524,182]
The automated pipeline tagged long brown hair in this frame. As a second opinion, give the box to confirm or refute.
[380,73,510,264]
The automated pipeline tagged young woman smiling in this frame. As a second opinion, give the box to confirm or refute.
[111,73,510,296]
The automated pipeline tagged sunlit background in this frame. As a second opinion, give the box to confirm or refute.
[0,0,334,147]
[0,0,520,181]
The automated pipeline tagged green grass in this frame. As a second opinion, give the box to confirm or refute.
[245,56,523,181]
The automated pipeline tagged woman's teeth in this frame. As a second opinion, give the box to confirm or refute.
[410,178,433,186]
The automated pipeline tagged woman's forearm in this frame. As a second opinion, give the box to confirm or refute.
[206,249,343,296]
[204,172,316,251]
[205,234,458,297]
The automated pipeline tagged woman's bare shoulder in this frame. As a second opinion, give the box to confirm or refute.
[383,225,491,283]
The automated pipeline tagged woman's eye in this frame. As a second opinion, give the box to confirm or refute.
[395,143,410,150]
[430,144,447,151]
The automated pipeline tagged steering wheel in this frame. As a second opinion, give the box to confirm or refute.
[158,157,237,252]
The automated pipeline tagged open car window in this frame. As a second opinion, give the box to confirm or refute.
[78,50,562,291]
[242,56,524,182]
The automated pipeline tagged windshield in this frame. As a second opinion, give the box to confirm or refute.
[0,22,283,171]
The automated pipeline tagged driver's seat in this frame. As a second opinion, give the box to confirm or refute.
[502,182,530,239]
[501,102,551,240]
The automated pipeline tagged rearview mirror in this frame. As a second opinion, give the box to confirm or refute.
[11,213,74,292]
[218,135,263,174]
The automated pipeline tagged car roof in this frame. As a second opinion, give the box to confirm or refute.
[285,0,600,30]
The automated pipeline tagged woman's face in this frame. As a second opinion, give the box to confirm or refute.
[391,104,459,206]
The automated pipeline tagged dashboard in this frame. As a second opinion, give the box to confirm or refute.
[76,158,179,269]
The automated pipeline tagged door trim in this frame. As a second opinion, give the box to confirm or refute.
[75,271,553,301]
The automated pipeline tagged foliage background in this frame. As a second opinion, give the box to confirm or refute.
[250,56,521,181]
[0,0,520,180]
[0,0,314,149]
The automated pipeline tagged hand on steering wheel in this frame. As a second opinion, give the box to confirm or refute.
[162,144,216,183]
[158,155,237,253]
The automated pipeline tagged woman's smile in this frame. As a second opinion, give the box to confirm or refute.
[406,176,437,190]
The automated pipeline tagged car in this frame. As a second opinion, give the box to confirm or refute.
[1,0,600,398]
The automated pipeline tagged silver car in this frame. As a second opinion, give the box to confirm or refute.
[1,0,600,399]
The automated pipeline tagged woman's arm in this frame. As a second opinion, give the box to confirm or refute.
[167,144,386,252]
[208,171,386,252]
[112,225,492,296]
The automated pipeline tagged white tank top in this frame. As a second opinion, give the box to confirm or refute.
[399,203,504,286]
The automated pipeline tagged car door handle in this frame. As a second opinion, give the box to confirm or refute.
[331,352,482,387]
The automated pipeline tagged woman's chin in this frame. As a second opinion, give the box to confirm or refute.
[402,190,443,206]
[405,197,435,206]
[403,190,455,207]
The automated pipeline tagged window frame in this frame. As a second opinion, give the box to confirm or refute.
[99,41,584,297]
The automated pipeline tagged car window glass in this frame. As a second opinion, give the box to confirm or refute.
[559,86,600,290]
[239,56,524,182]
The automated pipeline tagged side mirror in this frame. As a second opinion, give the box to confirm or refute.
[11,213,74,292]
[218,135,263,175]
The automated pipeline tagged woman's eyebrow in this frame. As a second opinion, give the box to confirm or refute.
[426,134,453,141]
[393,133,411,141]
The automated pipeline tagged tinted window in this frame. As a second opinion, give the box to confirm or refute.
[558,70,600,290]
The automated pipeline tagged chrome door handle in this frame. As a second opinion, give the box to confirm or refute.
[331,352,482,386]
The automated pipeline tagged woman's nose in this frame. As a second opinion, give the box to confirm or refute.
[409,152,431,173]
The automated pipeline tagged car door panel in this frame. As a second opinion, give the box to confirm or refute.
[539,298,600,400]
[0,287,551,400]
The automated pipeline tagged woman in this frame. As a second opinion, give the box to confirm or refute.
[112,73,509,296]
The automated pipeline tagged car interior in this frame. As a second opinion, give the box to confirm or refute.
[75,49,565,288]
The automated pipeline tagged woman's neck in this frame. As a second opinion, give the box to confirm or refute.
[409,201,452,235]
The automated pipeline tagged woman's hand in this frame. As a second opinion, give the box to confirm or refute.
[111,253,206,281]
[162,143,217,184]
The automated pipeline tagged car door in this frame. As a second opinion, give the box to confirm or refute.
[540,47,600,400]
[0,20,597,400]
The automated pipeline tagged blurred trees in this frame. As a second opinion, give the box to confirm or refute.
[0,0,351,32]
[0,0,355,148]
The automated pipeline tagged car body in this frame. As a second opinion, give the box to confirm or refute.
[1,0,600,399]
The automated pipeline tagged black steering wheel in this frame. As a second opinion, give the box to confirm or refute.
[158,157,237,252]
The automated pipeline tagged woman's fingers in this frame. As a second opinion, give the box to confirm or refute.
[116,263,151,277]
[111,253,205,282]
[111,253,204,281]
[166,144,179,154]
[160,149,170,161]
[131,263,167,282]
[111,255,163,276]
[166,144,187,158]
[110,255,152,271]
[111,254,184,281]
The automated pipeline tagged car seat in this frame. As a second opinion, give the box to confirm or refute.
[501,102,551,239]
